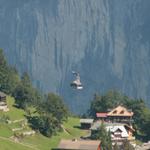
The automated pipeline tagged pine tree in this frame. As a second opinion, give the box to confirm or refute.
[0,49,20,94]
[91,122,112,150]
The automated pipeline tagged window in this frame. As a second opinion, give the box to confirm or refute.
[120,110,124,114]
[113,110,117,114]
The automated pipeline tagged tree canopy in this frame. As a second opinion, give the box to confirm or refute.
[0,49,19,94]
[0,48,69,138]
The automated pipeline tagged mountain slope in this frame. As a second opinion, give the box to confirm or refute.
[0,96,88,150]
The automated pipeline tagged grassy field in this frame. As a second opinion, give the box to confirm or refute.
[0,96,89,150]
[0,96,25,121]
[0,137,32,150]
[0,124,13,137]
[22,117,89,150]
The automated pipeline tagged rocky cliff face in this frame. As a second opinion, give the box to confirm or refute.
[0,0,150,113]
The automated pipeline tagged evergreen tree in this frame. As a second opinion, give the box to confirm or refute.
[28,93,68,137]
[0,49,20,94]
[13,72,39,109]
[40,114,61,137]
[91,122,112,150]
[89,91,124,117]
[0,48,69,138]
[39,93,68,123]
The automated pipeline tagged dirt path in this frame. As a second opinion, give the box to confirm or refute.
[61,125,72,136]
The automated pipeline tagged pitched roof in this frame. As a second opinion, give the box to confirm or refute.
[57,139,101,150]
[80,119,94,124]
[107,105,133,117]
[106,125,128,138]
[124,124,135,132]
[96,113,107,118]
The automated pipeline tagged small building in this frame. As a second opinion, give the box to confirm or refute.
[57,139,101,150]
[106,125,128,141]
[80,119,94,129]
[0,91,9,112]
[106,124,135,144]
[0,91,6,101]
[90,122,135,144]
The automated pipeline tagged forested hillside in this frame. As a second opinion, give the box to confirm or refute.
[0,48,68,138]
[0,48,85,150]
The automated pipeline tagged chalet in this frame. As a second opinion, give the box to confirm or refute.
[0,91,9,112]
[107,106,133,125]
[92,105,135,144]
[57,139,101,150]
[90,122,135,144]
[106,124,135,145]
[96,106,134,125]
[106,125,128,142]
[80,119,94,129]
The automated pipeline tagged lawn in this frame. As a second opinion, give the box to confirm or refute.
[22,117,89,150]
[0,137,33,150]
[0,96,89,150]
[0,124,13,137]
[63,117,88,137]
[0,96,25,121]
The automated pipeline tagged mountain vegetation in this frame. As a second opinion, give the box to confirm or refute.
[0,96,87,150]
[0,49,20,94]
[1,48,150,149]
[89,90,150,141]
[0,48,68,138]
[27,93,68,137]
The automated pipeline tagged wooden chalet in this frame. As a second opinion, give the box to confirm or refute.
[107,106,133,125]
[96,106,134,125]
[57,139,101,150]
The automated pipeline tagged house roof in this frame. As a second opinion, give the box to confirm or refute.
[80,119,94,124]
[96,113,107,118]
[124,124,135,132]
[0,91,6,98]
[107,105,133,117]
[57,139,101,150]
[106,125,128,138]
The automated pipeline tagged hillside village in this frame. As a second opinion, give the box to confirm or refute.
[1,90,150,150]
[57,105,136,150]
